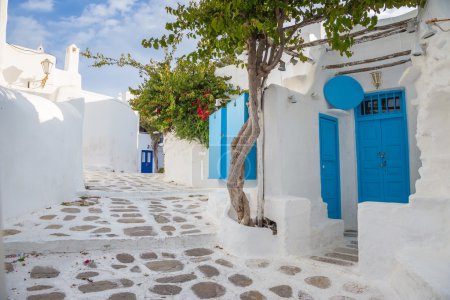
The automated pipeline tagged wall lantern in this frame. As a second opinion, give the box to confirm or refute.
[370,71,382,89]
[215,98,222,107]
[40,58,53,88]
[421,23,437,39]
[290,56,298,65]
[278,60,286,71]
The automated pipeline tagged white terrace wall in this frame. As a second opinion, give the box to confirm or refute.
[0,87,84,221]
[82,91,139,173]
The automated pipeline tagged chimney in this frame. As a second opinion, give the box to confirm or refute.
[64,44,80,73]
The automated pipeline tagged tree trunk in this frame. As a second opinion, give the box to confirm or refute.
[227,38,261,226]
[151,134,160,172]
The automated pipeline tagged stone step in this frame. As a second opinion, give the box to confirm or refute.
[333,247,358,256]
[325,252,359,262]
[310,256,354,267]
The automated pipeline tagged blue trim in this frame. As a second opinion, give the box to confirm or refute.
[354,89,410,203]
[319,113,342,219]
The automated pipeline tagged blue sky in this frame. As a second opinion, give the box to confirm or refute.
[7,0,415,97]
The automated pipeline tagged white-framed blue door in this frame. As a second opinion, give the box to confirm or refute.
[319,114,341,219]
[355,90,410,203]
[141,150,153,173]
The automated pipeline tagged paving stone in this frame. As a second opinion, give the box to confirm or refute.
[89,208,102,213]
[161,225,176,231]
[325,252,358,262]
[70,225,97,231]
[145,260,184,272]
[190,256,211,263]
[30,266,60,279]
[116,253,135,263]
[198,265,220,277]
[269,285,293,298]
[27,292,65,300]
[140,252,158,260]
[156,273,197,283]
[120,278,134,287]
[184,248,214,257]
[162,252,176,258]
[78,280,118,293]
[92,227,111,233]
[330,296,356,300]
[240,290,267,300]
[127,206,138,209]
[61,207,81,213]
[45,225,63,230]
[181,224,196,229]
[117,218,145,223]
[108,292,137,300]
[63,215,76,221]
[229,274,253,287]
[122,213,142,218]
[150,284,182,295]
[5,262,14,273]
[107,234,118,237]
[2,229,21,236]
[83,216,100,221]
[40,215,57,220]
[26,285,53,291]
[163,196,181,200]
[215,259,233,268]
[173,216,186,222]
[130,265,141,273]
[305,276,331,289]
[298,291,315,300]
[246,259,270,268]
[123,226,157,236]
[191,282,226,299]
[112,265,127,269]
[76,271,99,279]
[51,233,69,237]
[154,215,170,223]
[342,282,369,294]
[279,265,301,275]
[111,214,120,217]
[310,256,354,267]
[111,209,139,213]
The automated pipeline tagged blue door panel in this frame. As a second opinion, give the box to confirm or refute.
[356,90,410,203]
[141,150,153,173]
[319,114,341,219]
[208,108,227,179]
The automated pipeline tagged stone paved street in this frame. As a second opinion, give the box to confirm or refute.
[3,172,393,299]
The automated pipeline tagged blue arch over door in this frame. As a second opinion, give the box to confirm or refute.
[355,90,410,203]
[319,114,341,219]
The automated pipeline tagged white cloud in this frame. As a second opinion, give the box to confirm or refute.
[8,16,49,50]
[20,0,54,12]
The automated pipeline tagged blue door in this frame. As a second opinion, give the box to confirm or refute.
[319,114,341,219]
[356,90,410,203]
[141,150,153,173]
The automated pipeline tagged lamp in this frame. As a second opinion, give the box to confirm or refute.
[290,56,298,65]
[278,60,286,71]
[215,98,222,107]
[40,58,53,88]
[370,71,382,89]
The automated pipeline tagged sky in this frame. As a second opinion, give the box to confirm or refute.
[6,0,416,97]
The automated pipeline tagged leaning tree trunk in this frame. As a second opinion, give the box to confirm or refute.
[227,38,261,226]
[150,134,160,172]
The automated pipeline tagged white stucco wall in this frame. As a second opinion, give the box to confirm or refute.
[0,87,84,221]
[82,91,139,173]
[137,132,164,173]
[358,1,450,298]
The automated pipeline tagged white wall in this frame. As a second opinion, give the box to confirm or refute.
[82,90,139,173]
[137,132,164,173]
[0,87,84,221]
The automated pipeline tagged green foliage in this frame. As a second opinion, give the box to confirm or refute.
[128,52,239,147]
[145,0,425,62]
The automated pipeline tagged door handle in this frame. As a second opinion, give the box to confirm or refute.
[377,151,385,158]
